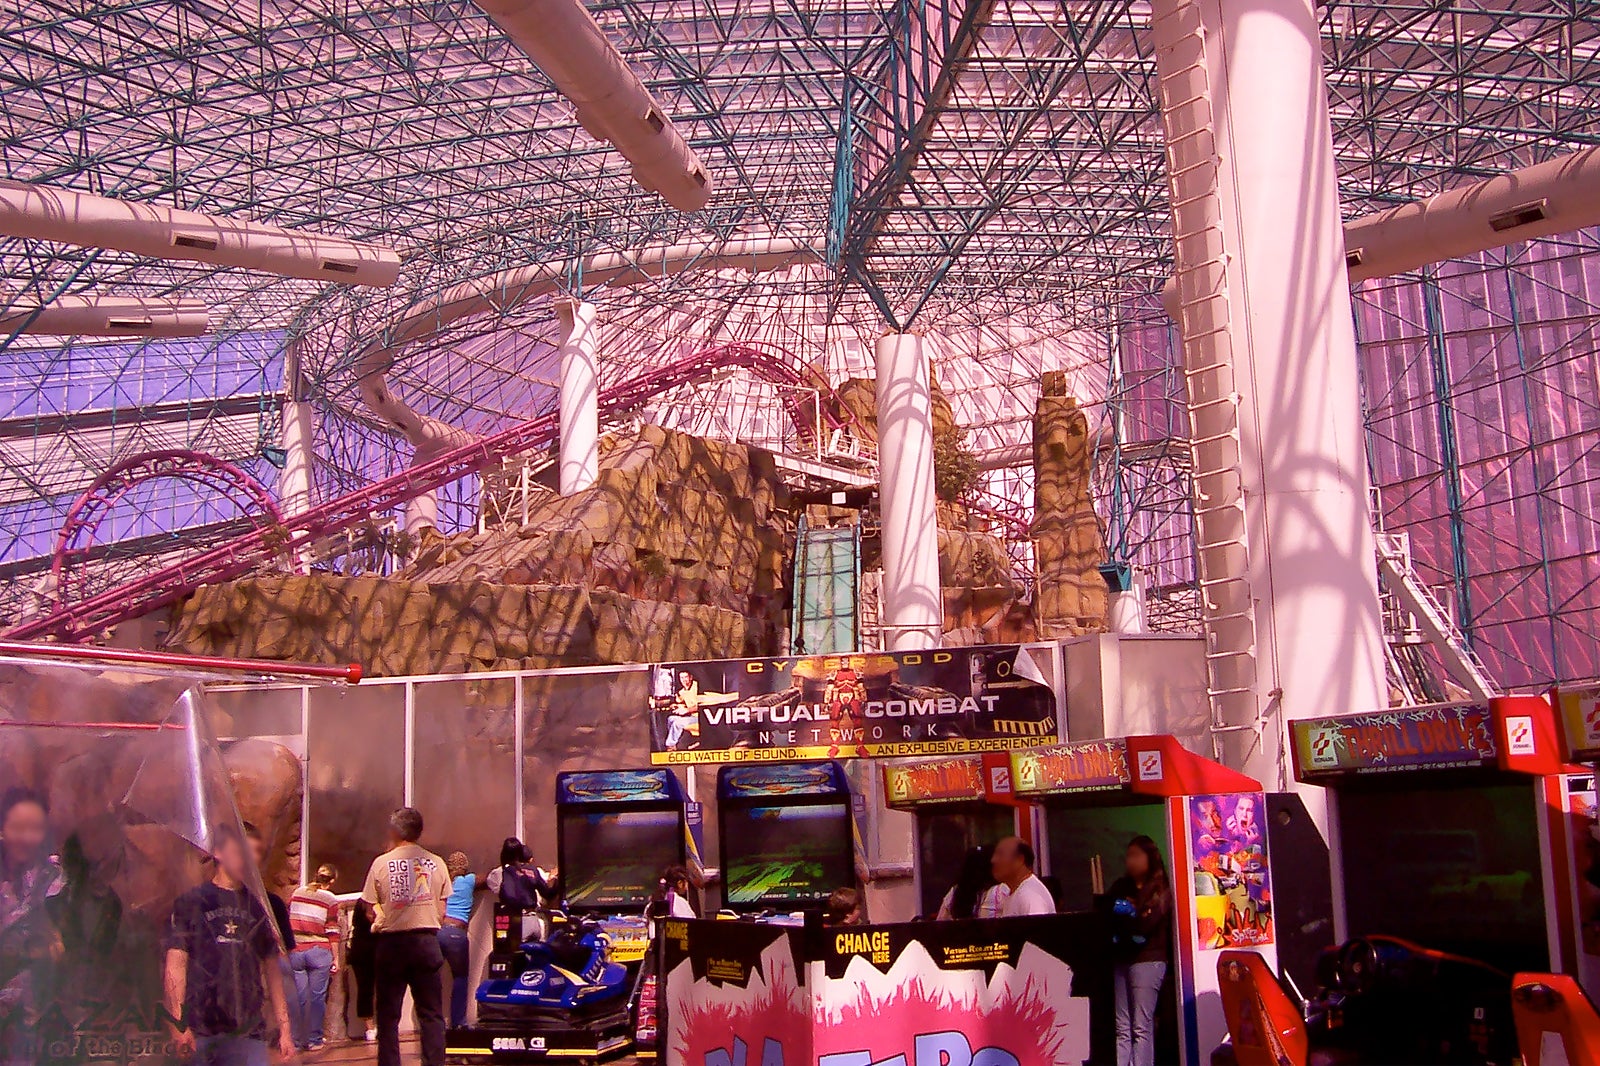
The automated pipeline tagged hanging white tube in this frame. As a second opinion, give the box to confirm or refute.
[406,489,439,534]
[874,332,942,651]
[555,299,601,495]
[0,295,209,337]
[0,180,401,286]
[1160,145,1600,315]
[355,234,819,453]
[1342,146,1600,283]
[473,0,712,211]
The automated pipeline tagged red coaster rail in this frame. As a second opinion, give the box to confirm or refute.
[6,342,847,643]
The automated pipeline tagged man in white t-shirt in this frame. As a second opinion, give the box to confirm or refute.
[361,807,451,1066]
[993,836,1055,917]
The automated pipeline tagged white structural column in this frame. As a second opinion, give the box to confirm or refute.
[556,299,601,496]
[278,401,317,516]
[1152,0,1386,794]
[873,333,942,651]
[405,490,439,535]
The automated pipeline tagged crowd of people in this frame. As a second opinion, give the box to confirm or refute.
[4,785,1171,1066]
[929,834,1172,1066]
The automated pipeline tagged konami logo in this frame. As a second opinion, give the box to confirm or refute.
[1136,750,1163,783]
[1308,726,1340,769]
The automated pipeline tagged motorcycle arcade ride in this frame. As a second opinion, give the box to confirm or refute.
[1009,734,1273,1065]
[447,769,690,1064]
[881,752,1028,917]
[1242,697,1585,1065]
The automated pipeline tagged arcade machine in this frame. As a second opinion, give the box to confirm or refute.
[1282,697,1587,1064]
[1554,684,1600,997]
[882,752,1027,917]
[446,769,690,1063]
[1010,734,1273,1065]
[718,761,856,915]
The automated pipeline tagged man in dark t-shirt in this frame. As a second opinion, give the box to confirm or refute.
[164,827,293,1065]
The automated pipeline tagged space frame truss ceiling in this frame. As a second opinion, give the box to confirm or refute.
[0,2,1597,677]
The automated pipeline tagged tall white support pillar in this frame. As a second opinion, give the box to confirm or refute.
[405,490,438,535]
[874,333,942,651]
[278,401,316,516]
[556,299,600,496]
[1152,0,1386,801]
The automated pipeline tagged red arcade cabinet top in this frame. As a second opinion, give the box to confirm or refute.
[1010,734,1262,799]
[1289,695,1569,782]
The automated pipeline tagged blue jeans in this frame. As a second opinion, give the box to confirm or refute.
[1113,960,1166,1066]
[438,924,472,1028]
[290,945,334,1047]
[195,1034,270,1066]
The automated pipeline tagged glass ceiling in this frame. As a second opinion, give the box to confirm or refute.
[0,0,1598,682]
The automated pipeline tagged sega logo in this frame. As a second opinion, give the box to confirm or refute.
[518,969,547,987]
[492,1036,547,1051]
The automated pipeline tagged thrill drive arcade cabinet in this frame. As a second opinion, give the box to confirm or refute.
[1285,698,1586,1064]
[1011,734,1274,1065]
[882,752,1028,917]
[446,769,690,1064]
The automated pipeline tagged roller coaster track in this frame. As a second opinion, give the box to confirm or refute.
[6,343,845,643]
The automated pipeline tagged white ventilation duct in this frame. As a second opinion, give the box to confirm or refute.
[1341,146,1600,283]
[1160,146,1600,317]
[473,0,712,212]
[0,180,401,286]
[0,295,209,337]
[355,234,819,451]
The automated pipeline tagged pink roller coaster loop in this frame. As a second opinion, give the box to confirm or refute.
[52,449,286,609]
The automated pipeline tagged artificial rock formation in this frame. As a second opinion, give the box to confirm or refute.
[168,425,789,674]
[1031,370,1109,636]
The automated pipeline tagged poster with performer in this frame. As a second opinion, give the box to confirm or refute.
[1189,792,1274,950]
[649,644,1057,765]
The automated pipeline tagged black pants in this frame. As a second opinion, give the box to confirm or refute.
[349,951,375,1021]
[374,929,446,1066]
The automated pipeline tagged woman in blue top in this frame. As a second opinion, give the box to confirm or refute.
[438,852,476,1029]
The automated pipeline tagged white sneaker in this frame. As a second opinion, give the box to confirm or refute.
[364,1028,377,1042]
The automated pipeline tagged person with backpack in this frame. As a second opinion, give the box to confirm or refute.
[484,838,558,942]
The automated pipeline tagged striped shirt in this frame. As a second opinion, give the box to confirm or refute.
[289,885,341,951]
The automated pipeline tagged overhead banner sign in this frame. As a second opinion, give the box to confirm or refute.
[1011,739,1130,796]
[648,645,1057,765]
[882,755,988,808]
[1290,706,1497,780]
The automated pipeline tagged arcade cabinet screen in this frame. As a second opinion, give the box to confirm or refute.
[723,803,853,907]
[559,808,683,911]
[1339,782,1548,973]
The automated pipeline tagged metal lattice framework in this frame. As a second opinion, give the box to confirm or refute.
[0,1,1597,678]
